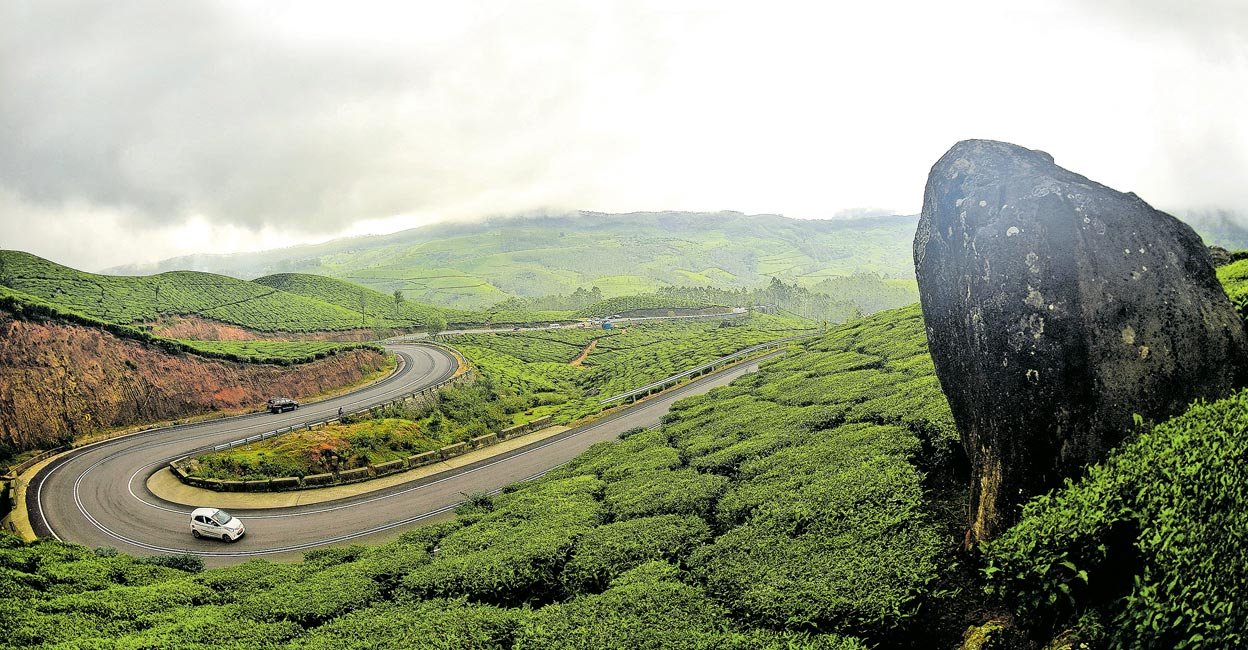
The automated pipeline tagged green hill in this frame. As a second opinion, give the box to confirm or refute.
[0,305,943,648]
[254,273,446,331]
[0,251,441,333]
[4,296,1247,646]
[0,283,376,364]
[104,212,920,309]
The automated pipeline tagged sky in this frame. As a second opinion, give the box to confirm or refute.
[1,0,1246,271]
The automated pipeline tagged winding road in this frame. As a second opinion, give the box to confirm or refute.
[27,343,772,566]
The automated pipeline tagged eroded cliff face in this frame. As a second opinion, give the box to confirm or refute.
[0,311,389,458]
[913,139,1247,544]
[145,315,390,342]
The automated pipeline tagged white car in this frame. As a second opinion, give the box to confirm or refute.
[190,507,245,542]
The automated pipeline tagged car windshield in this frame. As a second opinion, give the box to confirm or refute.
[211,510,233,525]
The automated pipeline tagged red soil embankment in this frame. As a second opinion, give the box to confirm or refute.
[0,311,389,457]
[146,315,389,342]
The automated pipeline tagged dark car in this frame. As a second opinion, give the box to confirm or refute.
[266,397,299,413]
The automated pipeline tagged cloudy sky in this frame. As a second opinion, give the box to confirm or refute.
[2,0,1245,271]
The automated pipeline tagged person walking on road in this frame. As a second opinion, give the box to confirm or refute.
[337,407,343,417]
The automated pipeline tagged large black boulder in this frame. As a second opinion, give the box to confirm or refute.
[913,139,1247,544]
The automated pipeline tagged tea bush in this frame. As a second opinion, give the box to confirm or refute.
[984,390,1248,648]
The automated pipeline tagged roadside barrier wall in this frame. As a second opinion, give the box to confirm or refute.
[170,414,554,492]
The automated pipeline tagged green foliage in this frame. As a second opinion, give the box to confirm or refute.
[654,274,915,325]
[0,303,967,648]
[287,599,521,649]
[561,515,712,593]
[1216,259,1248,324]
[517,561,865,649]
[605,469,728,521]
[0,284,380,369]
[175,339,379,365]
[452,314,813,429]
[576,293,717,317]
[984,389,1248,649]
[398,476,604,605]
[242,561,380,626]
[101,604,302,649]
[0,249,444,333]
[456,490,495,516]
[195,315,812,482]
[692,425,940,632]
[138,553,206,574]
[254,272,446,330]
[188,393,475,480]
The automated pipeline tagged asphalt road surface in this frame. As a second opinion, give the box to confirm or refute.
[28,343,775,566]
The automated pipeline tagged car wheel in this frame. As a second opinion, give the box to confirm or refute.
[222,533,231,542]
[192,529,200,539]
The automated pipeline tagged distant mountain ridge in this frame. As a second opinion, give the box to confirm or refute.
[105,211,922,309]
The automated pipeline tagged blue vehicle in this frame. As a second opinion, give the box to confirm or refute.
[602,320,613,330]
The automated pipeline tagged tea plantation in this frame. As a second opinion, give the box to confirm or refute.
[575,293,716,318]
[453,313,815,423]
[253,273,448,331]
[186,314,814,481]
[1216,258,1248,322]
[0,250,443,333]
[0,283,373,365]
[4,298,1246,647]
[983,390,1248,647]
[0,304,951,648]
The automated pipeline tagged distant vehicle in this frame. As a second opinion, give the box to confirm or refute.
[266,397,299,413]
[512,326,521,331]
[190,507,245,542]
[602,320,613,330]
[610,314,621,319]
[548,323,560,328]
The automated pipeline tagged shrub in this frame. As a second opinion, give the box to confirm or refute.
[515,561,735,649]
[562,515,712,593]
[984,390,1248,649]
[286,599,522,649]
[456,490,495,517]
[242,561,383,627]
[517,561,866,649]
[138,553,205,574]
[604,469,727,521]
[399,476,604,604]
[98,604,301,649]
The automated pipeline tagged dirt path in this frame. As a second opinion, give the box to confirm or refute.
[570,339,598,366]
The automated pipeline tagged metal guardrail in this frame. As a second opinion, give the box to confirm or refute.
[598,332,818,405]
[208,370,466,453]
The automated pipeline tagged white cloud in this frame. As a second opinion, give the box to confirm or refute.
[1,0,1245,269]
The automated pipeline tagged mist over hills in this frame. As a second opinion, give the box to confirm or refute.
[104,212,921,309]
[1181,209,1248,250]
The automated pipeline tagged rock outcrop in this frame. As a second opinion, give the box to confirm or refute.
[913,139,1248,543]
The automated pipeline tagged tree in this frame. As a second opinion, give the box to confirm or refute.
[427,313,447,336]
[393,289,405,319]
